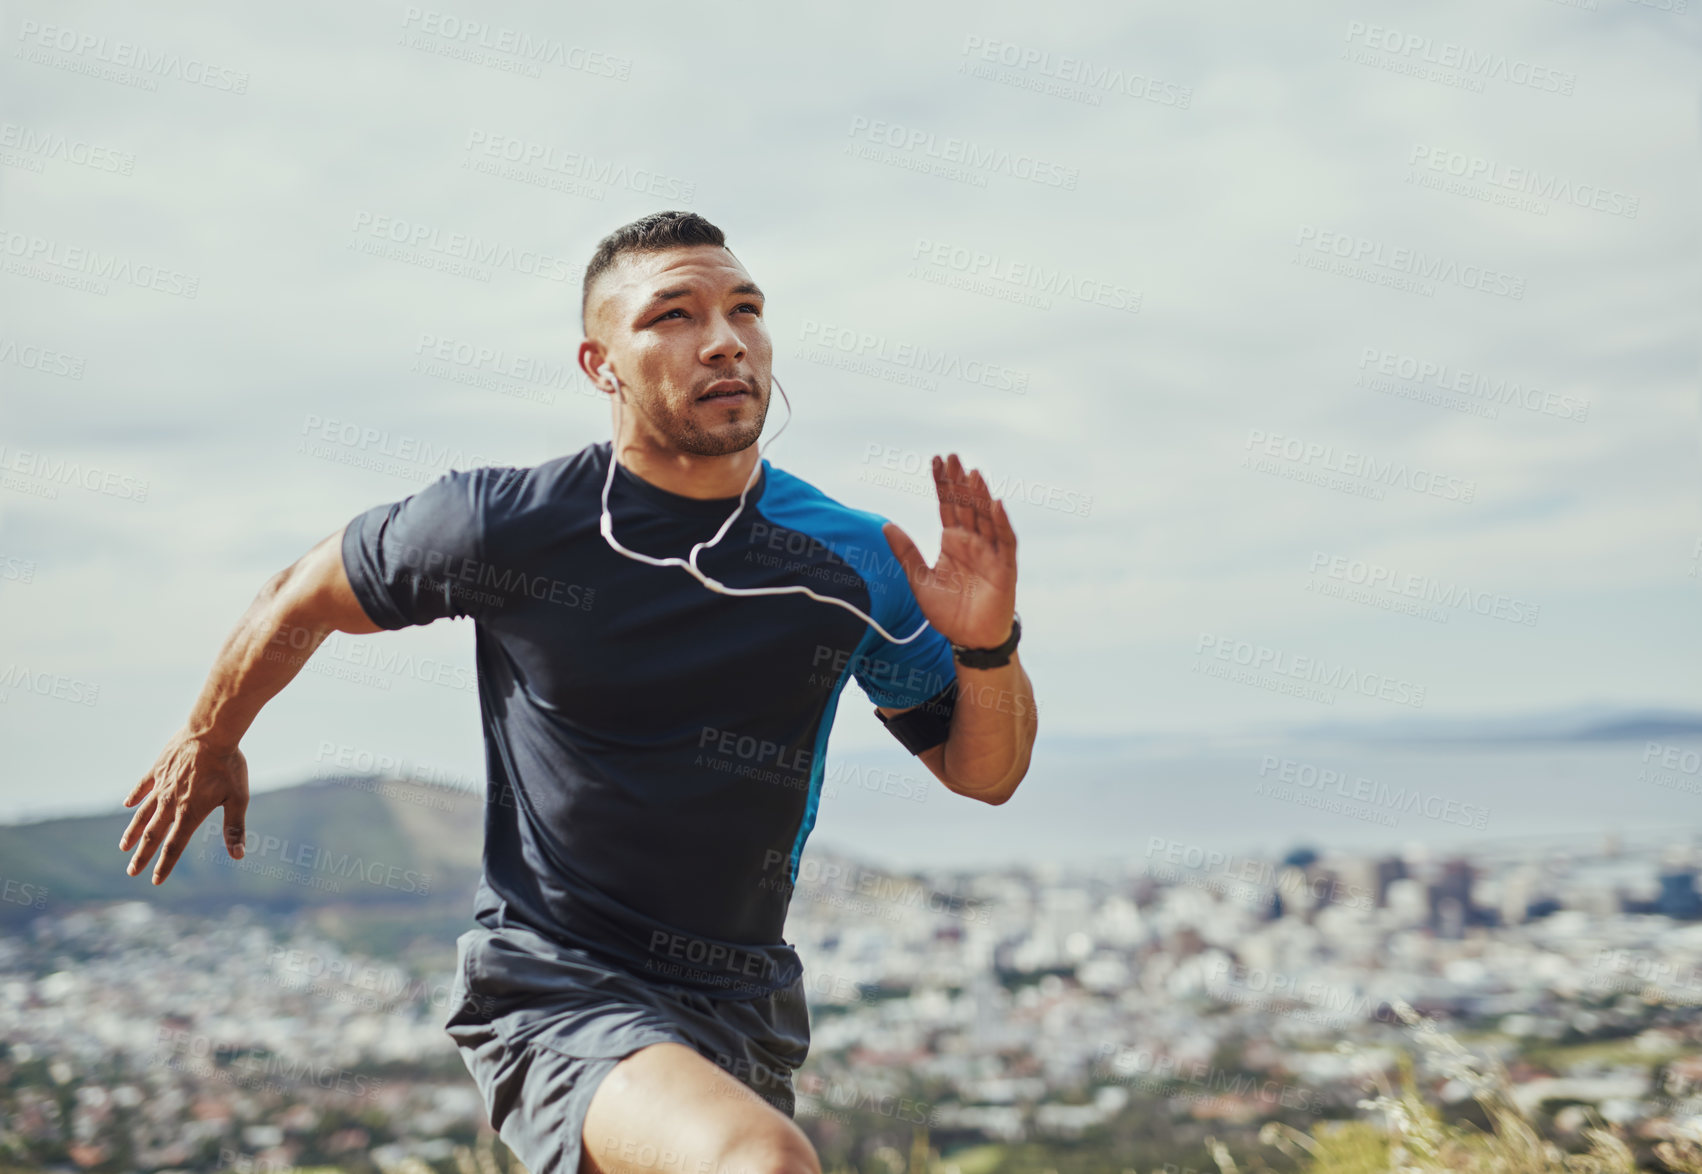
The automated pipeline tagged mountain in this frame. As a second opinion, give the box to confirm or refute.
[0,774,486,952]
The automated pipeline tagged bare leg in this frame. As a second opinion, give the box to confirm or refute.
[578,1042,817,1174]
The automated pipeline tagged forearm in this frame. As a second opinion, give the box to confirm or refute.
[183,530,376,750]
[939,651,1037,803]
[183,576,333,750]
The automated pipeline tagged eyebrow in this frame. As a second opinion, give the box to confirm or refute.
[638,281,765,313]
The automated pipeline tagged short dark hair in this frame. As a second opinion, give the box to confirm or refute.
[581,210,729,329]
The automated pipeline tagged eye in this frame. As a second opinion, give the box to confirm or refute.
[735,302,762,315]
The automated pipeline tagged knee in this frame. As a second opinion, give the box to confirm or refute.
[715,1125,820,1174]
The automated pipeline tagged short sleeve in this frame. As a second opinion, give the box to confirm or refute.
[849,551,959,709]
[341,468,500,629]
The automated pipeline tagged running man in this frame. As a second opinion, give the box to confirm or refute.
[119,210,1037,1174]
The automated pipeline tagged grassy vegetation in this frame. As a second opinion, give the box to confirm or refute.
[1254,1001,1692,1174]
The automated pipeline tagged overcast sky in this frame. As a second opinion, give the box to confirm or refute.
[1,0,1697,823]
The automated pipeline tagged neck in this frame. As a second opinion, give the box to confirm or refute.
[611,415,762,500]
[615,443,760,500]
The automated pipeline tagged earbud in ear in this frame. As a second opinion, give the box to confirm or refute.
[598,363,616,390]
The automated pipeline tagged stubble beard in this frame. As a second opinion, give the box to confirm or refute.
[644,383,771,457]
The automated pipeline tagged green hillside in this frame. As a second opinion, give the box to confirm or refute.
[0,775,486,950]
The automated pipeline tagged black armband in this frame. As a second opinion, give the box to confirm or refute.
[874,679,958,755]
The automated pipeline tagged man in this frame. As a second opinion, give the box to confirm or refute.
[119,210,1037,1174]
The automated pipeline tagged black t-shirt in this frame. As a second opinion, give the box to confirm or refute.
[341,440,956,996]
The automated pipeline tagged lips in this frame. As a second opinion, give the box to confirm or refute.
[699,380,751,401]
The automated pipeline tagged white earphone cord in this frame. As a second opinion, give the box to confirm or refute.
[598,370,931,646]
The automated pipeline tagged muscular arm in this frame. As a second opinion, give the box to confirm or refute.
[119,526,383,884]
[877,651,1037,807]
[876,453,1037,808]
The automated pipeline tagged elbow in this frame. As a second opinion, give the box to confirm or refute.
[955,762,1027,807]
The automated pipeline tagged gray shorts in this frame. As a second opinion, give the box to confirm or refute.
[445,924,811,1174]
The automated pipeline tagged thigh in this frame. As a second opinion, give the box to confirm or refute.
[579,1042,818,1174]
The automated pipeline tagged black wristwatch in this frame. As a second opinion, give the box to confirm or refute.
[951,613,1021,669]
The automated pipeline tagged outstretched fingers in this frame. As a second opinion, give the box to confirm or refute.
[931,455,965,533]
[152,807,194,884]
[991,497,1017,557]
[935,453,996,536]
[119,792,158,853]
[124,769,156,808]
[125,793,177,876]
[936,454,1002,546]
[964,467,997,544]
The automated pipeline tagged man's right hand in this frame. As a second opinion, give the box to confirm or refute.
[120,730,250,885]
[116,526,381,887]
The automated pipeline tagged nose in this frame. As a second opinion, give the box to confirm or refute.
[700,317,746,366]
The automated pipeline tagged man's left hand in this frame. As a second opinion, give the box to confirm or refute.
[881,453,1018,649]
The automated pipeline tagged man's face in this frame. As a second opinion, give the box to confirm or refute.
[585,245,772,458]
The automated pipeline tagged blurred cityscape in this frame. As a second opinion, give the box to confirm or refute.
[6,826,1702,1174]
